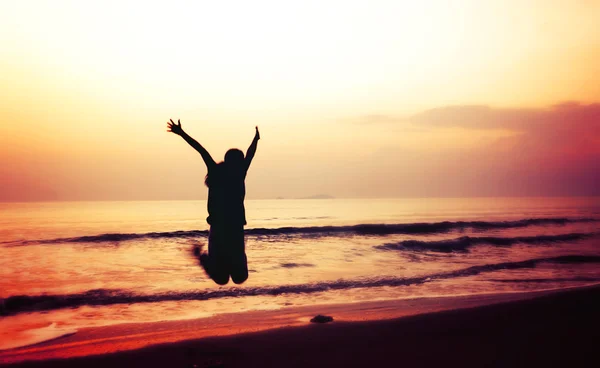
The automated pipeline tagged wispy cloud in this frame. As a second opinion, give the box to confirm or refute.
[410,102,600,133]
[345,102,600,196]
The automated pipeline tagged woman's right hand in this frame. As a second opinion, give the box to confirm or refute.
[167,119,183,135]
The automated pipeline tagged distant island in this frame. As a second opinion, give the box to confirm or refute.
[298,194,335,200]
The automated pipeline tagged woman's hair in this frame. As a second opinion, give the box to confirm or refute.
[204,162,223,187]
[204,149,245,187]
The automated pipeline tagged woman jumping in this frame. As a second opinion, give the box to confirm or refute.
[167,119,260,285]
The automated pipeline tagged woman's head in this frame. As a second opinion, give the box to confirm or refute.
[224,148,244,168]
[204,149,245,187]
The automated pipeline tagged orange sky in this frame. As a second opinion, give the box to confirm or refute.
[1,0,599,201]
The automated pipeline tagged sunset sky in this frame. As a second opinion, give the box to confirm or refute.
[1,0,599,201]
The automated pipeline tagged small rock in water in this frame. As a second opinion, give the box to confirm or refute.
[310,315,334,323]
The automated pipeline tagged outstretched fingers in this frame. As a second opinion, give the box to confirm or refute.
[166,118,182,134]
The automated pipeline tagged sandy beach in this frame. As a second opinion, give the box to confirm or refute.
[2,285,598,367]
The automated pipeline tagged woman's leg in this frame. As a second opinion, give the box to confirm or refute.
[229,226,248,284]
[203,225,230,285]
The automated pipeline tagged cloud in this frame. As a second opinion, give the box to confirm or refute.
[348,102,600,196]
[406,102,600,160]
[355,114,408,125]
[410,102,600,134]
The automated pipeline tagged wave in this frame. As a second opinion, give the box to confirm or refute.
[2,254,599,316]
[488,277,600,283]
[0,323,77,351]
[375,232,599,253]
[6,217,597,246]
[280,263,315,268]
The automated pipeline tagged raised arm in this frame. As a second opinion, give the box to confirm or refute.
[167,119,216,170]
[245,126,260,171]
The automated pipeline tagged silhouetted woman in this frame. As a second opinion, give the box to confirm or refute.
[167,119,259,285]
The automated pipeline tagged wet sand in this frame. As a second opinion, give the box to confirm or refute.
[3,285,599,367]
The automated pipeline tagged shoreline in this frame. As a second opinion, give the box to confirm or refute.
[2,284,599,366]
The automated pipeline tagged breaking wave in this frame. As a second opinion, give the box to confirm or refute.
[2,255,599,316]
[5,217,596,246]
[375,232,599,253]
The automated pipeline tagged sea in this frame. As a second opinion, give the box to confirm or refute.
[1,197,600,350]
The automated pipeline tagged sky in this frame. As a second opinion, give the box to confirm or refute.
[0,0,599,201]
